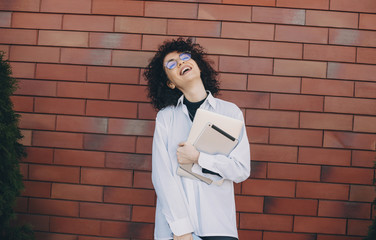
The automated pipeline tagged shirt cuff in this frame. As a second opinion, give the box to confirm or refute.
[198,152,218,174]
[169,217,194,236]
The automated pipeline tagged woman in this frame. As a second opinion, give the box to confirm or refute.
[144,38,250,240]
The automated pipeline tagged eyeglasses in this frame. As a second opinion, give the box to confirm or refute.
[165,52,191,70]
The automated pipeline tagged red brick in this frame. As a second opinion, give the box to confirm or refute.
[80,202,131,221]
[20,130,32,146]
[54,149,105,167]
[297,182,349,200]
[321,166,373,184]
[302,78,354,97]
[219,73,247,91]
[306,10,358,28]
[223,0,275,6]
[277,0,329,9]
[52,183,103,202]
[348,219,372,236]
[24,147,53,164]
[249,41,302,59]
[33,131,83,149]
[264,232,316,240]
[57,82,108,99]
[145,2,197,19]
[41,0,91,14]
[50,216,101,235]
[90,33,141,50]
[271,93,323,112]
[10,45,60,63]
[112,50,154,68]
[16,80,57,97]
[56,115,107,134]
[220,91,269,108]
[86,100,137,118]
[355,82,376,98]
[248,75,300,93]
[36,63,86,81]
[198,4,251,21]
[324,131,376,151]
[251,161,267,179]
[22,181,51,198]
[196,38,248,56]
[319,200,371,219]
[325,96,376,115]
[276,25,328,44]
[12,12,62,29]
[240,213,293,231]
[253,6,305,25]
[222,22,274,40]
[246,109,299,128]
[136,136,152,154]
[246,127,269,144]
[330,0,376,13]
[304,44,355,62]
[109,84,148,102]
[317,235,363,240]
[168,19,220,37]
[15,214,49,231]
[352,150,376,168]
[141,35,179,51]
[299,147,351,166]
[251,144,297,163]
[81,168,132,187]
[84,134,136,152]
[235,195,263,213]
[11,96,34,112]
[0,0,40,11]
[108,119,154,136]
[274,59,327,78]
[92,0,144,16]
[106,152,151,171]
[138,103,157,120]
[357,47,376,64]
[35,232,77,240]
[15,197,28,213]
[329,29,376,47]
[29,198,79,217]
[115,17,167,34]
[104,187,155,205]
[100,221,154,239]
[359,14,376,30]
[63,15,114,32]
[350,185,376,202]
[0,29,37,45]
[294,216,346,234]
[354,116,376,133]
[300,112,353,131]
[10,62,35,78]
[220,56,273,74]
[0,12,11,27]
[132,206,155,223]
[61,48,111,65]
[269,163,321,181]
[134,171,153,189]
[38,30,88,47]
[88,66,139,84]
[35,97,85,115]
[29,164,79,183]
[264,197,318,215]
[238,230,263,240]
[242,179,295,197]
[0,45,9,59]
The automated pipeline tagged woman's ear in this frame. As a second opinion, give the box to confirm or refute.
[167,81,175,89]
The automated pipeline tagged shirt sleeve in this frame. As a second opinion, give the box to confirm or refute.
[152,111,194,236]
[197,109,251,183]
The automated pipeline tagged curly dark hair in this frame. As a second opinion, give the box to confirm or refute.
[144,38,220,110]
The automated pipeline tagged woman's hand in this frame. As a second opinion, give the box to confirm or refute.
[173,233,193,240]
[177,142,199,165]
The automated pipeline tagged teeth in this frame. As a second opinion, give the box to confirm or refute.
[181,67,191,75]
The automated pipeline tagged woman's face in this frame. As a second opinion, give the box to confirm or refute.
[163,51,201,91]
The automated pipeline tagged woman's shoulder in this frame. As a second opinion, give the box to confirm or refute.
[214,97,242,116]
[156,105,175,122]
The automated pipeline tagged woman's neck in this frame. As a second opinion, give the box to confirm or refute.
[181,82,207,103]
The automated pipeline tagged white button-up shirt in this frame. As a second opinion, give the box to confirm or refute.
[152,92,251,239]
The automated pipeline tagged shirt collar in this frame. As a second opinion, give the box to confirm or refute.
[176,90,216,109]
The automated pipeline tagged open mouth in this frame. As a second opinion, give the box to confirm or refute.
[180,66,192,76]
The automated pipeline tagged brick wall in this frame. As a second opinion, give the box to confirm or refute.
[1,0,376,239]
